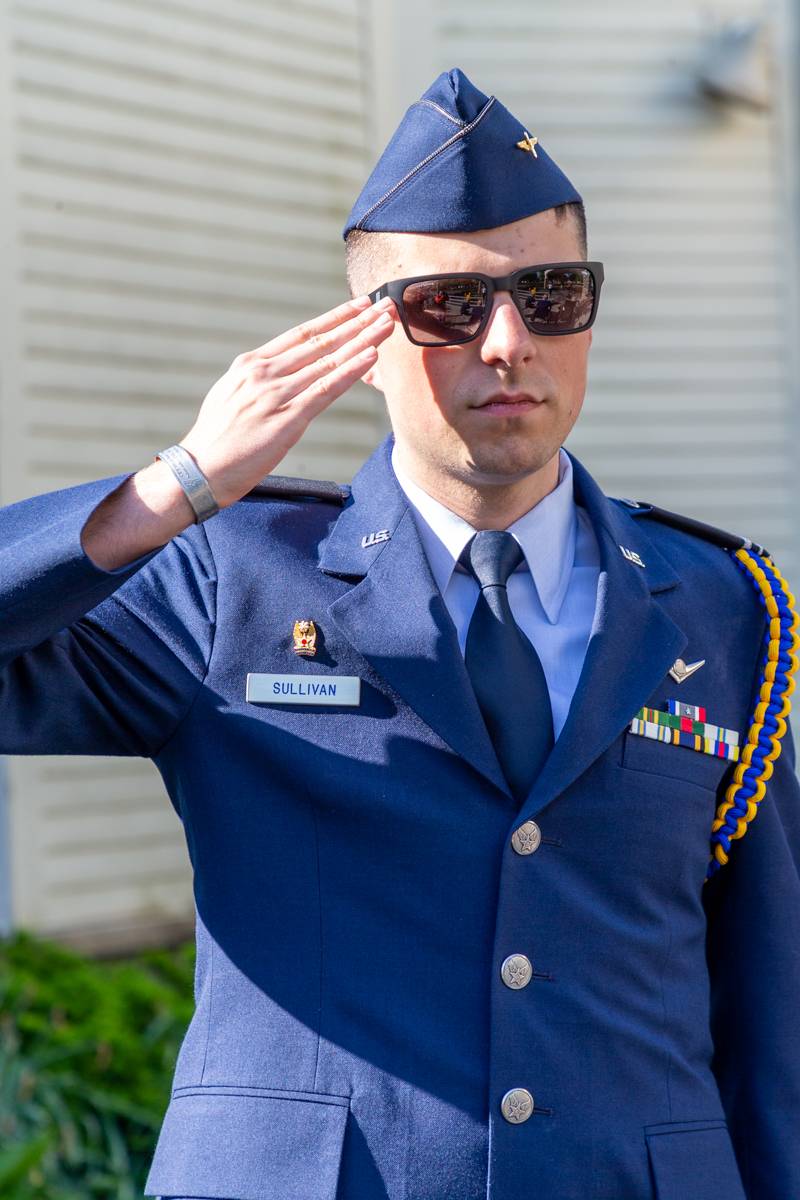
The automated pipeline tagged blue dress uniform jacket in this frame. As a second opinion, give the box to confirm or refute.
[1,433,798,1200]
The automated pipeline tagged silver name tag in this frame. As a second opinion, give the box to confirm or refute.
[246,673,361,706]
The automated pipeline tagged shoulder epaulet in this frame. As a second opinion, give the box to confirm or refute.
[613,496,769,557]
[246,474,350,506]
[614,498,799,883]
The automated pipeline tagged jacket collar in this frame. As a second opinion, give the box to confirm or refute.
[391,446,578,625]
[319,434,686,812]
[317,434,411,577]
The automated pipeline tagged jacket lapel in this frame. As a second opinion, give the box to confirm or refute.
[319,437,689,817]
[514,453,688,824]
[319,436,510,797]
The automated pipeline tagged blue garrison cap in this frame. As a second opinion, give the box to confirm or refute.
[342,67,581,239]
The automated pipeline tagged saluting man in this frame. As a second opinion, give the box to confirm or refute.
[2,68,799,1200]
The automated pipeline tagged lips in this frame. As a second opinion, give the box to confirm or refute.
[474,392,544,409]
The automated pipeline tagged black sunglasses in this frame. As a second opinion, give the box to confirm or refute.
[369,261,604,346]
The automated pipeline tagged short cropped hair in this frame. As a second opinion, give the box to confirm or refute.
[344,200,588,298]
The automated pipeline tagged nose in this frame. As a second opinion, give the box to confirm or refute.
[479,290,537,368]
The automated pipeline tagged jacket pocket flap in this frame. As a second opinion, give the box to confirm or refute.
[623,726,736,792]
[645,1120,746,1200]
[145,1087,350,1200]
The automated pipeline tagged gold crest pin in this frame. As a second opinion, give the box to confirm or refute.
[515,130,538,157]
[292,619,317,657]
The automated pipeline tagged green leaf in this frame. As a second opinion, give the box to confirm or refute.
[0,929,195,1194]
[0,1133,52,1187]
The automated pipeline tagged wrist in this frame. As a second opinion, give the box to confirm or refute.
[154,443,220,524]
[81,463,196,572]
[138,459,198,525]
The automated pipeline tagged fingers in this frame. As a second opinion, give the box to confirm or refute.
[292,342,383,421]
[271,295,396,377]
[250,294,376,359]
[284,305,396,400]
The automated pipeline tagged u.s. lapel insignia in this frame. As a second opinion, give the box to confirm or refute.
[629,699,739,761]
[515,130,539,157]
[361,529,390,549]
[292,619,317,657]
[619,545,646,568]
[669,657,706,684]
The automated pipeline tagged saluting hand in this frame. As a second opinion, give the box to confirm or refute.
[180,294,397,508]
[80,295,396,572]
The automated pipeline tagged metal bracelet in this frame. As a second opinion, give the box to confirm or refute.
[153,443,220,524]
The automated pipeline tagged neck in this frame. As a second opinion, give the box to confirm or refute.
[392,444,563,530]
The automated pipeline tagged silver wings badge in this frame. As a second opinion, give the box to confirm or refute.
[668,658,706,685]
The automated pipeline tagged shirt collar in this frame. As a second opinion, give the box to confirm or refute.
[390,446,577,625]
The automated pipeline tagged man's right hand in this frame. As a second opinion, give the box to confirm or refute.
[80,294,397,571]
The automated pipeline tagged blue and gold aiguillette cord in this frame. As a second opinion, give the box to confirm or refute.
[707,549,800,881]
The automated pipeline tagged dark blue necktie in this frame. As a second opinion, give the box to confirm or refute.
[459,530,555,801]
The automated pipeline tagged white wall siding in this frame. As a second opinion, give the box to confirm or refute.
[9,0,376,493]
[2,0,374,945]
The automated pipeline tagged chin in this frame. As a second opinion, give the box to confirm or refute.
[459,435,561,484]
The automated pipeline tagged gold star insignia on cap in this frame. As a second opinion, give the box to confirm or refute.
[515,131,538,157]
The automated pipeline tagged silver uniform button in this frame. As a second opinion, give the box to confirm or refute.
[511,820,541,855]
[501,953,533,989]
[501,1087,534,1123]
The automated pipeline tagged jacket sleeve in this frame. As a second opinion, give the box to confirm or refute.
[704,718,800,1199]
[0,473,217,758]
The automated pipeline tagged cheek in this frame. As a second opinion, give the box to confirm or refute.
[418,346,464,407]
[380,333,424,384]
[382,337,463,418]
[551,338,590,389]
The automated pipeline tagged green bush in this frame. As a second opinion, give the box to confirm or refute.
[0,930,195,1199]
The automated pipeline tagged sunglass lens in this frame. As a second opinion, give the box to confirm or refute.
[516,267,595,332]
[401,278,487,344]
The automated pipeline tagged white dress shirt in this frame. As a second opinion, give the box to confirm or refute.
[390,446,601,739]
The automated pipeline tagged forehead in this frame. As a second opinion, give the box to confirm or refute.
[379,209,582,278]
